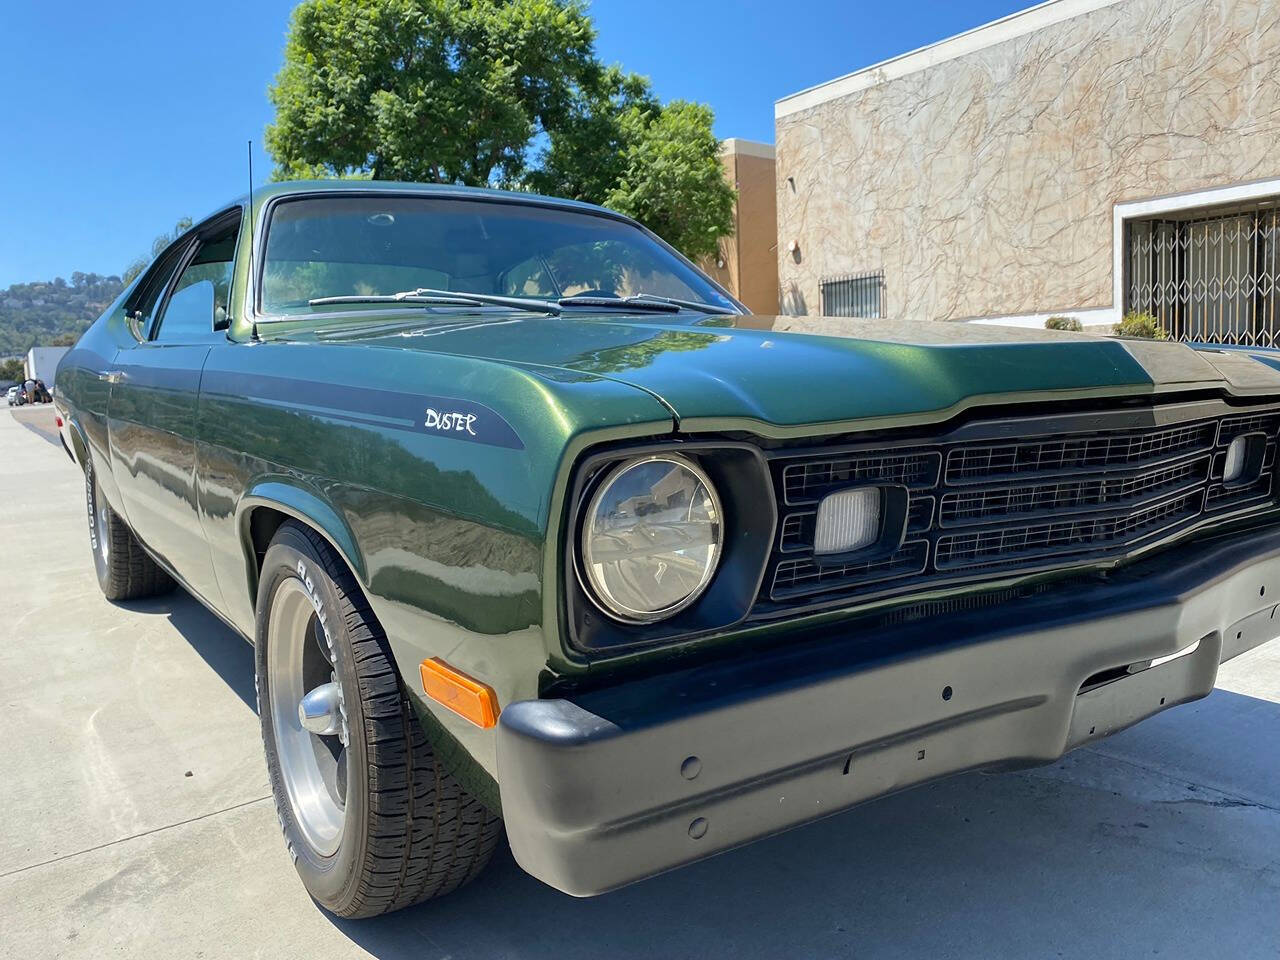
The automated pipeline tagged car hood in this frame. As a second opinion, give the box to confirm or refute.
[300,312,1280,433]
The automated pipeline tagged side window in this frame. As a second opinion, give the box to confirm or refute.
[126,245,189,337]
[152,217,241,343]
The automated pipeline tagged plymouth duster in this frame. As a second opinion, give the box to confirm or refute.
[56,181,1280,916]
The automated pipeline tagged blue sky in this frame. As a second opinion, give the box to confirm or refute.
[0,0,1030,288]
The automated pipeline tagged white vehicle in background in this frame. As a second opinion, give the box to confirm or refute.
[6,386,21,406]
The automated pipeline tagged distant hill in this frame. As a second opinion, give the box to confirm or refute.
[0,273,124,356]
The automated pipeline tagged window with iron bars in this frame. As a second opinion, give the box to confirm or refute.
[820,270,884,318]
[1125,200,1280,346]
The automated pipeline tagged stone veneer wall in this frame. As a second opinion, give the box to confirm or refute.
[774,0,1280,321]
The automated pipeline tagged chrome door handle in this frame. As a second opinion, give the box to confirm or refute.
[99,370,125,384]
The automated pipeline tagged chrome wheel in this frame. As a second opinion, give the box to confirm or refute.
[267,577,349,858]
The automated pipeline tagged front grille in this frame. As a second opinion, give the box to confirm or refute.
[772,541,929,599]
[944,423,1215,484]
[761,404,1280,610]
[783,451,939,503]
[937,457,1209,527]
[934,490,1204,571]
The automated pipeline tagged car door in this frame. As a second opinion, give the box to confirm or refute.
[108,210,241,609]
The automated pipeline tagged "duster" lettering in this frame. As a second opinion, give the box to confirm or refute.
[424,408,478,436]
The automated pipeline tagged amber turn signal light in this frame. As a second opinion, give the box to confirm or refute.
[419,658,500,729]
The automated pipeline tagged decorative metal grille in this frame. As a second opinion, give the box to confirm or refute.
[820,270,884,318]
[758,404,1280,611]
[1126,202,1280,345]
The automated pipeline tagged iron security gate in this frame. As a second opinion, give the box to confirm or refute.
[820,270,884,318]
[1126,202,1280,346]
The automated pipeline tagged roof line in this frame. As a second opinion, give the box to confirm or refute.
[720,138,776,160]
[775,0,1124,119]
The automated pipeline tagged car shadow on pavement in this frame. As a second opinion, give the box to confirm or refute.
[9,406,61,446]
[119,590,258,712]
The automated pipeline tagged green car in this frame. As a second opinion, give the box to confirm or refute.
[56,181,1280,916]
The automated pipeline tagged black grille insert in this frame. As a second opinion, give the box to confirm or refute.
[772,541,929,599]
[783,451,940,504]
[938,457,1209,527]
[934,490,1204,570]
[762,405,1280,610]
[944,423,1215,484]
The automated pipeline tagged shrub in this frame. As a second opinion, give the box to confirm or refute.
[1044,315,1083,332]
[1114,311,1169,340]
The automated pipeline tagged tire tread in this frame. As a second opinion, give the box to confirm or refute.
[272,522,501,918]
[88,467,174,601]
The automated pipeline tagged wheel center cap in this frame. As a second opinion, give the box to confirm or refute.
[298,681,343,737]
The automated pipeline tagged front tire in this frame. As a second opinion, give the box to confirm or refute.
[85,461,174,601]
[256,521,501,918]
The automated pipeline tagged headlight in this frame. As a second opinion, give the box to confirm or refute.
[581,455,723,622]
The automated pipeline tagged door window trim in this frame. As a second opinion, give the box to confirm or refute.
[123,205,245,343]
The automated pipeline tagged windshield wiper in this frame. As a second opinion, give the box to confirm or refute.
[307,288,561,315]
[303,289,738,317]
[558,294,738,315]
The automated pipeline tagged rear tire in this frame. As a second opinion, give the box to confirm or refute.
[256,521,502,918]
[85,460,175,601]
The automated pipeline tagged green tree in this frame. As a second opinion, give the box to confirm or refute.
[603,100,733,261]
[267,0,598,186]
[0,273,125,356]
[265,0,735,258]
[1,358,23,382]
[526,65,659,202]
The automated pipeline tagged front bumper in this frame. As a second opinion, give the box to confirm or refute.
[497,528,1280,897]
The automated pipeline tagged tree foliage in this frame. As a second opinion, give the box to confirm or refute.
[0,272,124,357]
[267,0,598,186]
[1115,311,1169,340]
[1044,315,1083,332]
[265,0,734,258]
[602,100,734,262]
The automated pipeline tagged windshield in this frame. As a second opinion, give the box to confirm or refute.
[260,194,737,316]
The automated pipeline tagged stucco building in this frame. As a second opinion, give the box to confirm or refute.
[774,0,1280,343]
[701,139,779,315]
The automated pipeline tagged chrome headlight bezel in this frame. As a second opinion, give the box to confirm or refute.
[579,453,725,623]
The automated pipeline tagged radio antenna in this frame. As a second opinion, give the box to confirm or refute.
[246,140,255,248]
[247,140,256,335]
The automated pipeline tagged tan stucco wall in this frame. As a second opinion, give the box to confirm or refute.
[775,0,1280,320]
[703,141,780,313]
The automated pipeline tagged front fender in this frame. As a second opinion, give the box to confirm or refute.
[236,479,367,614]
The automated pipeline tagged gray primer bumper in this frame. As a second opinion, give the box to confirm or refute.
[498,532,1280,897]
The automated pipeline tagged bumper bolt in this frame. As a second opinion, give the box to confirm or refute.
[680,756,702,780]
[688,817,708,840]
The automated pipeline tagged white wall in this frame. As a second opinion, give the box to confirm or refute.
[24,347,70,388]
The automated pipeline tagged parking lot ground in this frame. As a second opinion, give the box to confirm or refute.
[2,406,1279,960]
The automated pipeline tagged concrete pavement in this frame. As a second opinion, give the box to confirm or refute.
[1,406,1278,959]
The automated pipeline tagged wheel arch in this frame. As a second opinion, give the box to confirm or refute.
[237,481,367,614]
[64,415,90,472]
